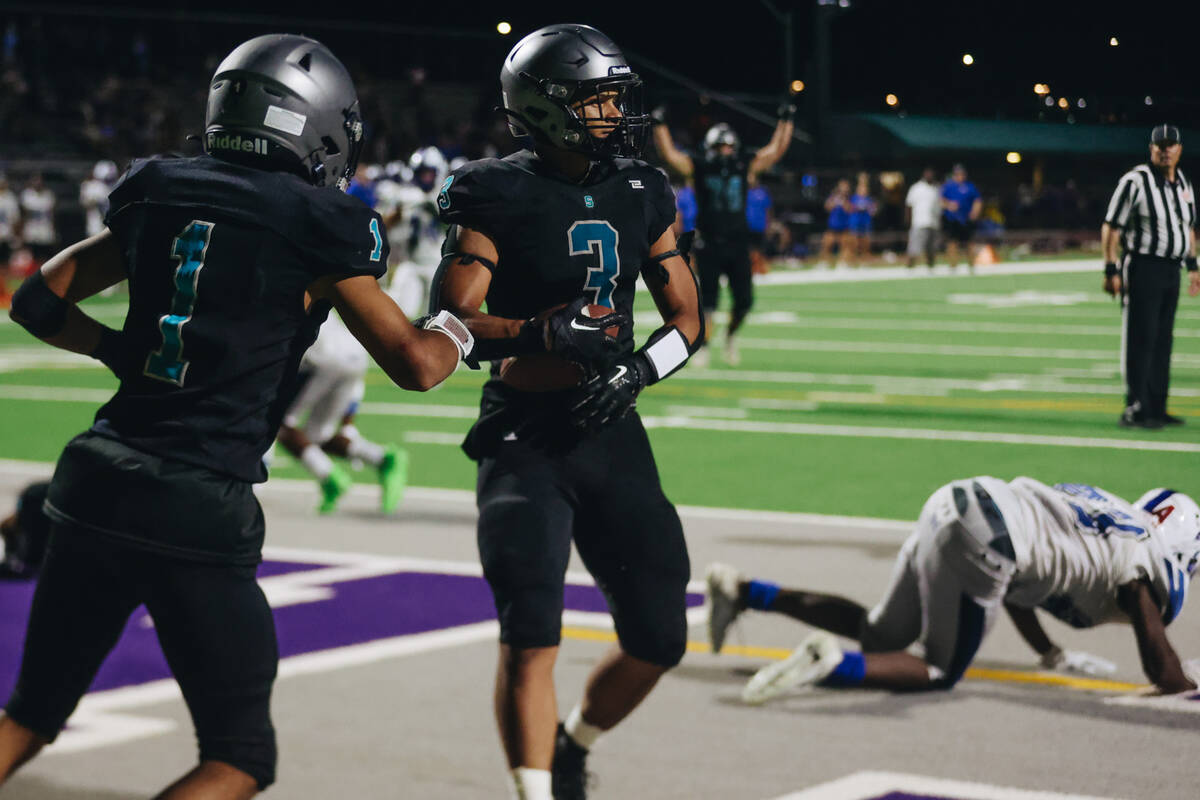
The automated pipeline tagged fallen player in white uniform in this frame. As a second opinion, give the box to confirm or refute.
[276,312,406,514]
[706,477,1199,702]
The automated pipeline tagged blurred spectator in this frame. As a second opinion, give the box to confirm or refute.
[941,163,981,269]
[905,166,941,268]
[19,173,56,264]
[80,160,118,238]
[746,182,772,274]
[818,178,852,268]
[846,172,877,268]
[345,163,377,209]
[0,173,18,306]
[673,182,697,236]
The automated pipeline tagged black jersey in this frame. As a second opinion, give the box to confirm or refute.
[92,155,388,482]
[438,151,675,442]
[692,153,750,242]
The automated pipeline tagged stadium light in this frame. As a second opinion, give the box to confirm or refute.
[1057,97,1069,109]
[1077,98,1087,109]
[885,93,898,107]
[496,21,512,35]
[1043,96,1054,107]
[1109,36,1119,46]
[791,79,805,93]
[1145,95,1154,106]
[1033,83,1049,95]
[1006,152,1022,164]
[961,53,974,66]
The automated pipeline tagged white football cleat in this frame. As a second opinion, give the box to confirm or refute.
[691,347,711,369]
[723,337,741,367]
[705,562,743,654]
[742,631,844,705]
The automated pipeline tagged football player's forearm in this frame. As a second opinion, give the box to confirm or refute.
[1004,604,1055,657]
[1120,581,1196,692]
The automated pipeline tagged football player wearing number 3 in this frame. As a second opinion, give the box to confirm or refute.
[1,35,472,798]
[430,24,703,800]
[706,477,1199,703]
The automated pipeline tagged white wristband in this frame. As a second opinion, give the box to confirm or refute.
[423,310,474,361]
[643,327,690,381]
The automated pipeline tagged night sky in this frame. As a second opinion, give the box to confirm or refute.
[7,1,1194,126]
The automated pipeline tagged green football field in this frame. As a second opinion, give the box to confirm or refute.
[2,262,1198,520]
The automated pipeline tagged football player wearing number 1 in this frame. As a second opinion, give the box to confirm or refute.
[707,477,1199,703]
[430,24,703,800]
[1,35,471,798]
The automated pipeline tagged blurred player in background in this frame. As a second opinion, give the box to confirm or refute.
[941,163,981,270]
[652,102,793,367]
[80,160,119,238]
[818,177,852,269]
[707,478,1199,702]
[745,180,772,275]
[380,146,449,316]
[276,311,407,514]
[905,166,941,269]
[0,34,471,798]
[431,24,703,800]
[0,481,50,580]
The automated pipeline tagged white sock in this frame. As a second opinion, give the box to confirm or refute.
[340,425,386,467]
[299,444,333,481]
[564,704,603,751]
[508,767,552,800]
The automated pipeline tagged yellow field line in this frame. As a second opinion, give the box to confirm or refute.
[560,627,1145,693]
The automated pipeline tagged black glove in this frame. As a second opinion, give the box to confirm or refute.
[649,106,668,126]
[1104,262,1119,278]
[569,353,651,432]
[544,297,628,365]
[1185,256,1198,272]
[777,99,797,122]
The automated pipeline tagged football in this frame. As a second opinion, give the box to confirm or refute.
[499,304,617,391]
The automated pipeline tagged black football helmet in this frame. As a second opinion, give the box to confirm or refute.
[500,24,649,159]
[204,34,364,190]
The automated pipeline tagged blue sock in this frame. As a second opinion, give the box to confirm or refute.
[746,580,780,611]
[821,651,866,687]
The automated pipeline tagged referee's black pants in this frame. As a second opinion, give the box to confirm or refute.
[1122,255,1182,419]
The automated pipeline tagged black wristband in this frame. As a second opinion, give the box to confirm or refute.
[1104,261,1119,278]
[91,326,130,378]
[9,270,69,339]
[1185,256,1198,273]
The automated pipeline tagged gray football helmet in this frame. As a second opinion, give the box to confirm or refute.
[704,123,740,159]
[500,24,648,158]
[204,34,364,190]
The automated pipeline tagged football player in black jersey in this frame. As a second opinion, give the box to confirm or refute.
[0,35,471,798]
[652,106,794,366]
[429,24,703,800]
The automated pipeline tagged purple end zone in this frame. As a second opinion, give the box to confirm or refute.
[0,560,703,699]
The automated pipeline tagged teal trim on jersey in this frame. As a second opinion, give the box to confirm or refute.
[368,217,383,262]
[145,220,214,386]
[569,220,620,307]
[437,175,454,210]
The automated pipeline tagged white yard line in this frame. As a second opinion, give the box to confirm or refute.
[732,337,1200,365]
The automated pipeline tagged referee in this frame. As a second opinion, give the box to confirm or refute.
[1101,124,1200,429]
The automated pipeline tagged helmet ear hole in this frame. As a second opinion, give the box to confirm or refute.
[298,52,313,71]
[321,136,341,156]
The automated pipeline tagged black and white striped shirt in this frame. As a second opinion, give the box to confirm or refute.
[1104,164,1196,260]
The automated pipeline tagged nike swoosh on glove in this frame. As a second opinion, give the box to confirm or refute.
[569,353,650,433]
[545,297,628,365]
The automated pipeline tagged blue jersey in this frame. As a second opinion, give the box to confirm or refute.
[942,180,980,224]
[849,193,875,233]
[826,195,850,231]
[745,185,771,234]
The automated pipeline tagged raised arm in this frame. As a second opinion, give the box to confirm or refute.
[1117,579,1196,693]
[9,229,131,374]
[651,120,694,179]
[748,116,795,181]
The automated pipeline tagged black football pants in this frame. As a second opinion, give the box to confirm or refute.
[1122,256,1182,418]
